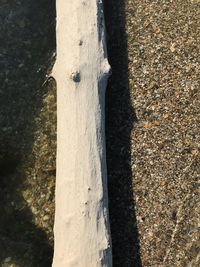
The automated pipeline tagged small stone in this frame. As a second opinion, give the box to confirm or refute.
[2,127,12,132]
[144,122,153,129]
[170,43,176,52]
[46,192,51,200]
[43,215,50,221]
[4,257,12,263]
[18,20,26,28]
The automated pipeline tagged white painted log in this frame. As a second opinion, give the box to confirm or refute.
[52,1,112,266]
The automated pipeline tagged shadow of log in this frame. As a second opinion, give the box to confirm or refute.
[104,1,142,266]
[0,0,56,266]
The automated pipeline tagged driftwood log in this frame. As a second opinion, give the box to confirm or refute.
[52,1,112,266]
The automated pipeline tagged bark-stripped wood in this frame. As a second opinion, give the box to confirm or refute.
[52,1,112,266]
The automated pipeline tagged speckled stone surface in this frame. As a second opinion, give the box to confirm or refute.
[105,1,199,267]
[0,1,56,266]
[0,0,199,267]
[127,1,200,266]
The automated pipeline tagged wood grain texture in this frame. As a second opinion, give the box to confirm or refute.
[52,1,112,266]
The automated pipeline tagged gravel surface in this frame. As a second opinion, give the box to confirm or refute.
[106,1,199,266]
[0,0,199,267]
[127,1,200,266]
[0,1,56,266]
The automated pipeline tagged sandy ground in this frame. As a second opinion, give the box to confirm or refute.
[0,0,199,266]
[105,1,199,266]
[0,1,56,266]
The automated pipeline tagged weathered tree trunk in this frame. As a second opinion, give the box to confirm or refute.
[52,1,112,266]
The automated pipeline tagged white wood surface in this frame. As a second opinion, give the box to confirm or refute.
[52,1,112,266]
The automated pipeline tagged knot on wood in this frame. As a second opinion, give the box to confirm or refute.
[71,71,81,83]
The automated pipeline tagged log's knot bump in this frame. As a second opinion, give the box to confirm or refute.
[101,59,112,76]
[71,71,81,83]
